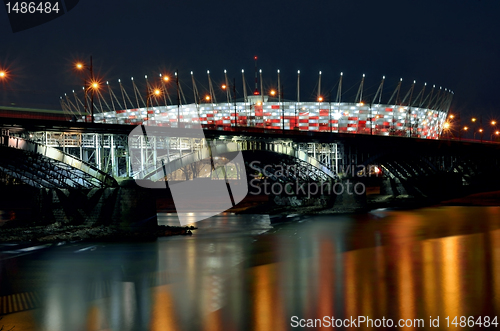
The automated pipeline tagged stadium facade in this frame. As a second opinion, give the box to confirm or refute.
[62,71,453,139]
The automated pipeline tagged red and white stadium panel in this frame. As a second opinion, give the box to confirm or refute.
[94,101,447,139]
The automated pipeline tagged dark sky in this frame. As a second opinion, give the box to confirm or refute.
[1,0,499,121]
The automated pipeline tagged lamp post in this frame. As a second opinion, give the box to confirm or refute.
[478,128,484,143]
[146,88,161,122]
[221,79,237,127]
[443,122,451,139]
[0,69,7,88]
[490,131,499,141]
[75,57,96,123]
[160,74,170,105]
[458,126,469,140]
[490,120,497,141]
[202,94,213,127]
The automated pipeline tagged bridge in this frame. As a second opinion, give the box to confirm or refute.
[1,97,499,226]
[1,114,499,193]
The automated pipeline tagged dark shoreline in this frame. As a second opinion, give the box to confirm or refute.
[1,190,499,244]
[0,221,196,244]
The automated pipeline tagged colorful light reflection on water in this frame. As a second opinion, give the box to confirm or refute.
[1,206,500,330]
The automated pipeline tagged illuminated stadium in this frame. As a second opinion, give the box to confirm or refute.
[61,69,453,139]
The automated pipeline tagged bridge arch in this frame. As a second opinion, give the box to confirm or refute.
[0,135,117,188]
[138,140,337,182]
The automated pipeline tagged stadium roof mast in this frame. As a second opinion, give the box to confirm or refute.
[355,74,365,103]
[260,69,264,103]
[336,72,343,105]
[191,71,199,105]
[317,71,322,101]
[207,70,217,104]
[297,70,300,103]
[278,69,281,104]
[372,76,385,105]
[241,69,247,102]
[224,70,231,104]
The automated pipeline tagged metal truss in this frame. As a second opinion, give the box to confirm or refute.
[126,135,340,182]
[0,135,117,188]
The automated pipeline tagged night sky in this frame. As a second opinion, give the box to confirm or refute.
[1,0,499,123]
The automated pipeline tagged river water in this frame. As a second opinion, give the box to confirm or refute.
[1,206,500,330]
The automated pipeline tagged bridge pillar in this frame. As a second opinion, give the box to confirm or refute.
[380,178,408,196]
[333,179,367,212]
[34,180,157,229]
[111,179,158,230]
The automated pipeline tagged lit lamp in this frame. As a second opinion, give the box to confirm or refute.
[222,82,237,127]
[491,120,497,141]
[459,126,468,141]
[146,88,161,122]
[443,122,451,138]
[0,69,9,89]
[75,58,96,123]
[491,130,500,141]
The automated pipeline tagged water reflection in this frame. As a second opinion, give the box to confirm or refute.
[2,207,500,330]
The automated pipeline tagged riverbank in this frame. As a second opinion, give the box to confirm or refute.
[233,190,500,216]
[438,190,500,206]
[0,220,196,243]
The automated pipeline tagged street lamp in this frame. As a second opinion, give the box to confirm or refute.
[478,128,484,143]
[75,57,96,123]
[146,87,161,122]
[490,120,497,141]
[0,69,9,85]
[221,80,237,127]
[443,122,450,139]
[460,126,468,141]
